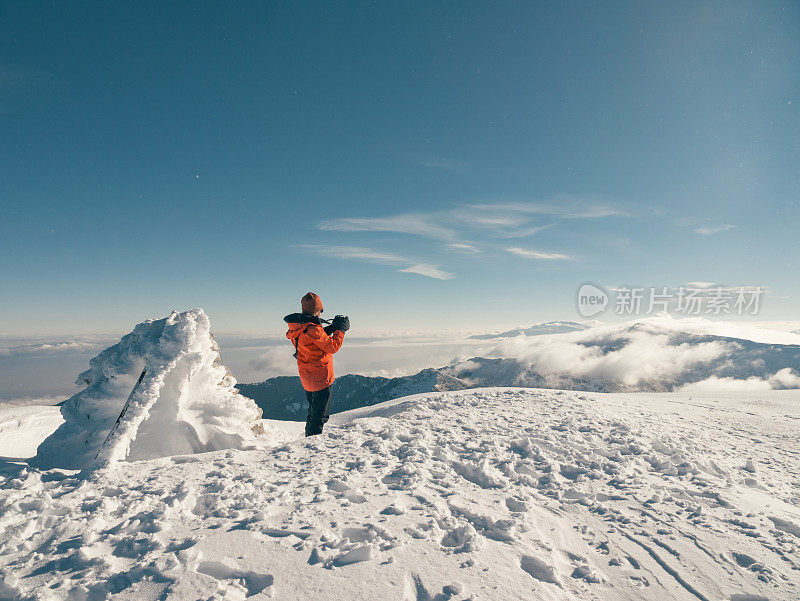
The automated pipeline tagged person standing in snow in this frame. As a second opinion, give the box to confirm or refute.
[284,292,350,436]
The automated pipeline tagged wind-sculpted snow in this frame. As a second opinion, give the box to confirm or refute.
[1,388,798,600]
[33,309,264,470]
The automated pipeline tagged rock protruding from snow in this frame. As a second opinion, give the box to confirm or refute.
[33,309,263,470]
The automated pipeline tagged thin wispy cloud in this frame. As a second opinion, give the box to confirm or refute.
[506,247,575,261]
[451,206,555,239]
[563,207,626,219]
[399,264,455,280]
[446,243,480,253]
[468,214,528,227]
[675,283,767,295]
[494,223,556,238]
[297,244,410,265]
[694,224,735,235]
[467,195,631,220]
[319,214,457,241]
[297,245,454,280]
[312,195,632,279]
[319,195,632,243]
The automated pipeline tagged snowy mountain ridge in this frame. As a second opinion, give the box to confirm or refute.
[236,368,472,421]
[240,319,800,420]
[468,320,595,339]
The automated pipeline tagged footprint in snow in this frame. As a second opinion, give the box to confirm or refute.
[405,572,463,601]
[505,497,528,513]
[768,515,800,538]
[326,478,351,492]
[196,561,273,598]
[192,493,219,517]
[380,503,406,515]
[333,544,373,566]
[310,543,375,568]
[326,478,368,503]
[565,550,604,583]
[519,554,561,586]
[440,523,481,554]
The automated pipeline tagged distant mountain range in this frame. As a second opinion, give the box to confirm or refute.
[468,320,594,339]
[236,368,471,421]
[237,322,800,420]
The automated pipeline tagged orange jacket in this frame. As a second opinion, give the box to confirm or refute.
[285,313,345,392]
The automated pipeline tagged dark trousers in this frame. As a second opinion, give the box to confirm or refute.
[305,386,332,436]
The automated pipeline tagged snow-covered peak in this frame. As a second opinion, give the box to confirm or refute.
[604,315,800,345]
[33,309,264,470]
[469,320,595,339]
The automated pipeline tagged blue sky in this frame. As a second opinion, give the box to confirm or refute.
[1,1,798,335]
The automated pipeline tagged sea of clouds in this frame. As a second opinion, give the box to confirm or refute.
[489,317,800,392]
[3,316,799,406]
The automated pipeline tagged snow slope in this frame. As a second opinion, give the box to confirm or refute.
[0,405,62,459]
[33,309,265,470]
[2,387,798,600]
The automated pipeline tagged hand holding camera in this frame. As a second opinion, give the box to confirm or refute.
[331,314,350,333]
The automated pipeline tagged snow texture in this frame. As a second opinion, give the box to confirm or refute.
[1,387,799,600]
[32,309,264,470]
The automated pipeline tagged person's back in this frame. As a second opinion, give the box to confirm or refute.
[284,292,349,436]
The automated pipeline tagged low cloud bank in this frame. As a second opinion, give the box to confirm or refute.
[497,331,728,388]
[487,317,800,392]
[677,368,800,393]
[248,347,298,377]
[0,341,103,357]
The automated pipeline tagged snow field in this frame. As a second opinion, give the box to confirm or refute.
[0,406,63,460]
[1,387,799,600]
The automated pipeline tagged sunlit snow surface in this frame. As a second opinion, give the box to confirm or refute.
[0,405,63,459]
[1,388,798,600]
